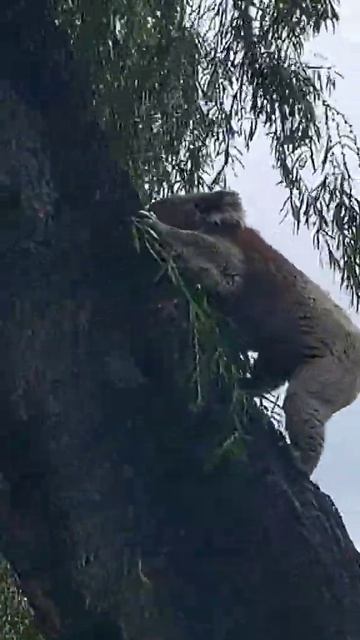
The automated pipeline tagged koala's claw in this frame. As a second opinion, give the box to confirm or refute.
[135,208,157,223]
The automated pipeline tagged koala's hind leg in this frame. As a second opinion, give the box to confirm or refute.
[146,217,244,294]
[283,354,358,475]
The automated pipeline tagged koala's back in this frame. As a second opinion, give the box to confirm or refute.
[226,226,360,370]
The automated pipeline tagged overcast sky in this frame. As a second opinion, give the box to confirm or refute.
[228,3,360,547]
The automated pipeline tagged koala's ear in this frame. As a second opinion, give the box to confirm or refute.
[198,191,246,228]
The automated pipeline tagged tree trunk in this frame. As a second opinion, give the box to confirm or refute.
[0,2,359,640]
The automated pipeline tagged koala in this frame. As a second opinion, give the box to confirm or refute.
[143,190,360,475]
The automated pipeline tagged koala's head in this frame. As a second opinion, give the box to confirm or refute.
[149,190,245,234]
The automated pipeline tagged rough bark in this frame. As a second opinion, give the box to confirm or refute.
[0,2,359,640]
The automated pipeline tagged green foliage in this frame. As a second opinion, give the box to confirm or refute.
[57,0,360,302]
[56,0,206,200]
[0,562,42,640]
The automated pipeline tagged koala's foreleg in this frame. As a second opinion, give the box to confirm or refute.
[146,217,244,294]
[284,353,359,474]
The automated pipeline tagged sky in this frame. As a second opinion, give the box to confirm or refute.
[227,2,360,547]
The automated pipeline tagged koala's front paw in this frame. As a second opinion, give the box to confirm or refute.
[135,208,157,224]
[135,209,170,238]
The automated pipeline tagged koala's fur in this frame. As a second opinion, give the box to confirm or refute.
[145,190,360,475]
